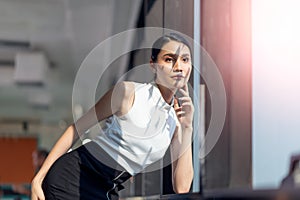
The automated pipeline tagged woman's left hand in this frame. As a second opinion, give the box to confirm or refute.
[174,84,194,128]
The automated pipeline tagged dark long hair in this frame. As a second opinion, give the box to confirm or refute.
[151,33,192,62]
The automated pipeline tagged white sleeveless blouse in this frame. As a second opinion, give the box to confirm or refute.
[93,82,178,175]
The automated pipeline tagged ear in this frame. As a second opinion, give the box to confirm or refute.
[149,59,156,73]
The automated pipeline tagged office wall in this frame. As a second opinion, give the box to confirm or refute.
[0,137,37,183]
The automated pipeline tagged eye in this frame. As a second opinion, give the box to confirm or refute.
[182,57,190,63]
[165,57,174,63]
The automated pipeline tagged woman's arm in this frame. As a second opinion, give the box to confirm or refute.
[170,126,194,193]
[31,81,135,200]
[170,84,194,193]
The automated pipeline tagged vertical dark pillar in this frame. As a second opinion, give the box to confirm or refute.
[229,0,252,188]
[201,0,232,189]
[201,0,252,189]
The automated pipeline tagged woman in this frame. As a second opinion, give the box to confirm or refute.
[31,33,194,200]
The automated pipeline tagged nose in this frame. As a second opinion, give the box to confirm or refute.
[173,59,183,72]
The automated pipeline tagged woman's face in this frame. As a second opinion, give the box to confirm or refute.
[152,40,192,91]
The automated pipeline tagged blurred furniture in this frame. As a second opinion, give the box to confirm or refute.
[281,154,300,189]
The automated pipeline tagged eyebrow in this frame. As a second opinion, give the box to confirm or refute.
[162,53,191,57]
[180,53,191,57]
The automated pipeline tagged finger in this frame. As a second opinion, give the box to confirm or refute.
[175,109,185,118]
[176,112,185,119]
[184,67,191,82]
[180,103,194,112]
[177,97,191,108]
[178,96,192,103]
[178,88,188,97]
[174,97,180,109]
[31,194,37,200]
[34,189,45,200]
[183,83,189,92]
[182,84,189,95]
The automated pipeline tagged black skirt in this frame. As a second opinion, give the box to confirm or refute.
[42,141,131,200]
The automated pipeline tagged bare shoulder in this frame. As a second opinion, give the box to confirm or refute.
[112,81,135,116]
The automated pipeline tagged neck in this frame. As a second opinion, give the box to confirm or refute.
[156,83,176,105]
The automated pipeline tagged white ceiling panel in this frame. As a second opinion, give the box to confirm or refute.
[0,0,142,129]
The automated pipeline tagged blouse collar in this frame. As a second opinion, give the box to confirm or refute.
[150,82,175,109]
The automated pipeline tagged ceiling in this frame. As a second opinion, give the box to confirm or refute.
[0,0,142,126]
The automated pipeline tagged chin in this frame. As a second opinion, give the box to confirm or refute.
[173,81,186,88]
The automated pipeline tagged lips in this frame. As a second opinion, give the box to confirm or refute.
[171,74,185,78]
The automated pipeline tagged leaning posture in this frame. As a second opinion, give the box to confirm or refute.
[31,33,194,200]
